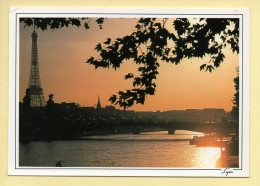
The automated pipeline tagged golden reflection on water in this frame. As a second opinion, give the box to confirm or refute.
[20,131,227,167]
[196,147,221,168]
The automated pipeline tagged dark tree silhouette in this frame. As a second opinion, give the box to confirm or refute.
[20,18,239,109]
[20,18,104,31]
[231,68,239,120]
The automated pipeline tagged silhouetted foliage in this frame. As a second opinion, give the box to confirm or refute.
[20,18,105,31]
[20,18,239,109]
[89,18,239,110]
[231,68,239,119]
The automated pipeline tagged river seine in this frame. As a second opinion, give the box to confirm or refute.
[19,130,221,168]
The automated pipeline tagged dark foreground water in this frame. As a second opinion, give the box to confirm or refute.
[19,130,221,168]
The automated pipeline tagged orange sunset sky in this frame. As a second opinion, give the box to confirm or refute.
[19,18,239,112]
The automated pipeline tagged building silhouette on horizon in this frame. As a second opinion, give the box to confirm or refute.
[97,95,101,110]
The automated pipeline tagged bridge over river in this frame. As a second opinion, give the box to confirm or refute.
[127,121,230,135]
[90,121,238,137]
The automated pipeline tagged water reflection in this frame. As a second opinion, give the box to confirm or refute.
[196,147,221,168]
[20,130,222,168]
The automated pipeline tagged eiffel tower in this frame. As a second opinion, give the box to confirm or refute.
[27,30,46,107]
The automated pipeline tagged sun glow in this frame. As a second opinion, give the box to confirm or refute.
[197,147,221,168]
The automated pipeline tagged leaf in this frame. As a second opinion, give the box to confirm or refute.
[104,38,111,45]
[206,65,215,73]
[84,23,90,30]
[71,19,81,27]
[96,18,104,29]
[109,95,117,104]
[200,64,207,71]
[125,73,134,80]
[95,43,102,52]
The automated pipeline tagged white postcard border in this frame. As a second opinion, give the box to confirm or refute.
[9,8,250,177]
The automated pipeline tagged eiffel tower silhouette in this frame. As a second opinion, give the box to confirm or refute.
[26,29,46,107]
